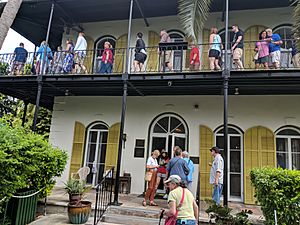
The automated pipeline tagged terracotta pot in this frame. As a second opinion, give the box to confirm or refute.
[68,201,92,224]
[69,193,82,202]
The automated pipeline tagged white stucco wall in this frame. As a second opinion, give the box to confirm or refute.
[50,95,300,194]
[62,7,292,48]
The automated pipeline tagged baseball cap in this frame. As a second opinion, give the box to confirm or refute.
[164,175,181,184]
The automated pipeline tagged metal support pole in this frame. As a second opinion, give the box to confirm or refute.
[32,80,43,132]
[113,0,133,205]
[222,0,230,207]
[22,101,28,127]
[33,2,55,131]
[41,3,55,75]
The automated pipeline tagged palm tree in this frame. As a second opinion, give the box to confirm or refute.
[0,0,23,49]
[178,0,213,41]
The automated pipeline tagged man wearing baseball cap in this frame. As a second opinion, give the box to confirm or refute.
[209,146,224,205]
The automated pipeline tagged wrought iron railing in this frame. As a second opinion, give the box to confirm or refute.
[0,39,298,76]
[93,167,114,225]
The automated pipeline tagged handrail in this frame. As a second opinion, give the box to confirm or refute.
[0,39,298,76]
[93,167,114,225]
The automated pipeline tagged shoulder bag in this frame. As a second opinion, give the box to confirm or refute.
[165,188,185,225]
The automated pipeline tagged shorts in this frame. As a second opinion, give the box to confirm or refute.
[233,48,243,60]
[12,61,24,72]
[74,51,86,65]
[157,173,167,178]
[209,49,220,59]
[161,50,172,64]
[270,50,280,63]
[134,52,147,63]
[255,56,269,64]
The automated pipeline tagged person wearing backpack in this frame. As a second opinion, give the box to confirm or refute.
[182,151,194,192]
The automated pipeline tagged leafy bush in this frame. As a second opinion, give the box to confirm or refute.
[206,201,252,225]
[250,167,300,225]
[0,120,68,211]
[0,62,9,75]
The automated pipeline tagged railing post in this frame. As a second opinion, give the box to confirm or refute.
[110,167,114,204]
[93,185,99,225]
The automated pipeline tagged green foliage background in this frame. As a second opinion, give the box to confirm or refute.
[250,167,300,225]
[0,120,68,211]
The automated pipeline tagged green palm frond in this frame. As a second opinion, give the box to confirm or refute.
[292,0,300,49]
[178,0,213,41]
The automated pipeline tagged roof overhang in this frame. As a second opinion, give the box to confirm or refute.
[0,0,291,49]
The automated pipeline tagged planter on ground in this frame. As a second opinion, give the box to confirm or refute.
[68,201,92,224]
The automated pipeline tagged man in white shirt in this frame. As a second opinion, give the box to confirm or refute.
[74,31,88,74]
[209,146,224,205]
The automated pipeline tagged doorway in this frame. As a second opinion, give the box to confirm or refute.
[149,114,188,192]
[84,122,109,186]
[215,127,243,202]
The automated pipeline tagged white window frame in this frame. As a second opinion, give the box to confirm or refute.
[215,126,244,202]
[276,127,300,170]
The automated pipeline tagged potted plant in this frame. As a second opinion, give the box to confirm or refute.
[64,178,92,224]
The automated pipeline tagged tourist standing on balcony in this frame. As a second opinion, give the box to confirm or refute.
[74,32,88,74]
[52,46,64,74]
[182,151,194,192]
[266,28,282,69]
[166,146,189,184]
[163,175,198,225]
[99,42,113,74]
[11,42,28,75]
[159,29,172,72]
[36,41,53,75]
[189,42,200,71]
[143,149,160,206]
[209,146,224,205]
[231,24,244,70]
[133,32,147,72]
[291,33,300,68]
[209,27,222,71]
[254,31,269,69]
[63,39,75,74]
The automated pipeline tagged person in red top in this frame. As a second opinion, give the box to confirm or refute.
[155,150,170,191]
[99,41,113,74]
[189,42,200,71]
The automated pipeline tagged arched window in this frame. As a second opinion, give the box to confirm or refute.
[215,126,243,201]
[273,25,292,49]
[94,35,116,73]
[149,113,188,157]
[276,126,300,170]
[84,122,109,186]
[168,30,186,71]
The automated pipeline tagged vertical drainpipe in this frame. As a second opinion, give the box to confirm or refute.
[32,2,55,132]
[113,0,134,205]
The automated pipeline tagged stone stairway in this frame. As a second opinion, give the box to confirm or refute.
[101,206,164,225]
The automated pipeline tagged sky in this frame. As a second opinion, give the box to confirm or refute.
[0,29,35,54]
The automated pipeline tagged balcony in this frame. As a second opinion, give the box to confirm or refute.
[1,41,300,109]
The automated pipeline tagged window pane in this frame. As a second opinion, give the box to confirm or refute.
[230,151,241,172]
[230,174,241,197]
[153,124,167,133]
[175,137,186,151]
[100,131,108,144]
[173,124,185,134]
[292,153,300,170]
[277,153,288,169]
[91,124,108,130]
[136,139,145,147]
[291,138,300,153]
[276,138,288,152]
[170,117,181,132]
[216,136,224,150]
[230,136,241,150]
[89,131,98,143]
[157,117,169,132]
[278,129,300,136]
[152,137,166,152]
[217,128,239,134]
[88,143,97,162]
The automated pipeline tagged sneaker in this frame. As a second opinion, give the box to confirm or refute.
[163,194,168,199]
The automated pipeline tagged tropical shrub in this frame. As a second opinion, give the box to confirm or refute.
[0,120,68,211]
[250,167,300,225]
[0,62,9,75]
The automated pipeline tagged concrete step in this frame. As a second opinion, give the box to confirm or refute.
[101,213,162,225]
[106,205,161,219]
